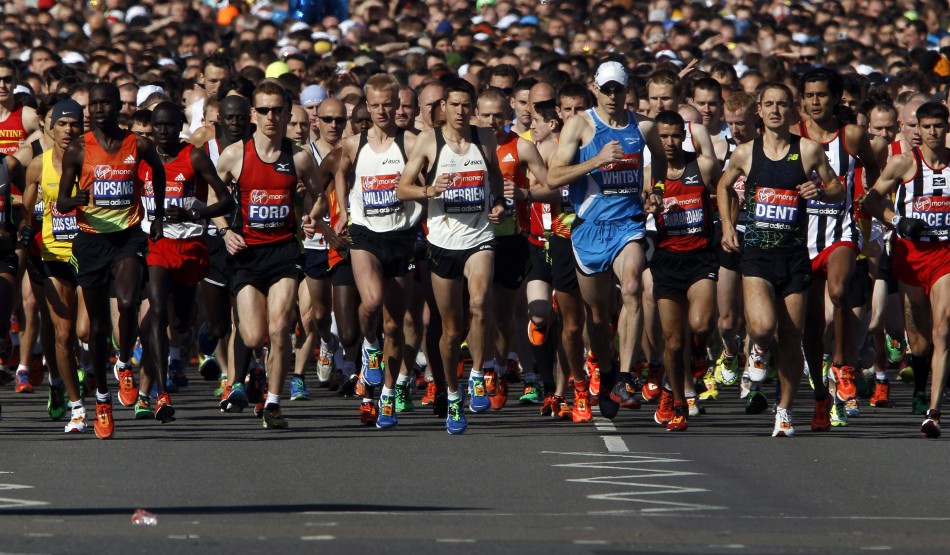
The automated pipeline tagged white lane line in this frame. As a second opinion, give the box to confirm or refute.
[602,436,629,452]
[593,417,616,432]
[0,498,49,509]
[23,534,52,538]
[303,522,338,527]
[573,540,608,545]
[0,552,52,555]
[301,536,335,541]
[436,539,476,543]
[167,535,200,540]
[708,545,745,549]
[860,548,892,552]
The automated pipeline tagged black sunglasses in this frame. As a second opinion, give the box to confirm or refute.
[599,83,625,96]
[318,115,346,125]
[255,106,285,116]
[0,75,14,84]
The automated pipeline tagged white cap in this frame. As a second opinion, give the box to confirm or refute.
[13,85,31,95]
[126,5,148,22]
[594,61,628,87]
[289,21,311,34]
[496,14,519,29]
[157,57,177,67]
[61,51,87,65]
[137,84,165,107]
[300,84,328,106]
[278,45,301,59]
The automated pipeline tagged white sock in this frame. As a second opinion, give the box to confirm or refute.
[381,386,394,398]
[16,364,28,373]
[447,389,461,401]
[396,374,410,386]
[168,347,181,362]
[876,370,887,381]
[470,368,484,379]
[363,337,379,351]
[116,359,131,370]
[415,349,427,367]
[95,391,111,403]
[265,392,280,406]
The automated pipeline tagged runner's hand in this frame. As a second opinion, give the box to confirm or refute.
[503,178,521,201]
[223,229,246,254]
[164,205,187,223]
[895,216,927,241]
[797,180,824,201]
[61,188,89,212]
[488,203,505,225]
[434,173,451,194]
[149,217,164,242]
[721,226,740,253]
[595,141,624,167]
[302,215,316,239]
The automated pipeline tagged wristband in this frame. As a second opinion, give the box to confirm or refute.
[891,215,902,229]
[652,183,665,195]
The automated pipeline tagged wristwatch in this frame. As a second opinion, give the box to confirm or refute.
[891,215,902,229]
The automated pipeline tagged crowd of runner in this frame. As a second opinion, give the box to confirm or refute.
[0,0,948,439]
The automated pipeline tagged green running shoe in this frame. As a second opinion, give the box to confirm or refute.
[47,383,67,421]
[714,349,740,386]
[133,396,152,420]
[898,362,914,383]
[77,367,86,398]
[519,381,544,404]
[885,334,904,365]
[395,382,415,413]
[745,390,768,414]
[831,401,849,427]
[912,391,929,415]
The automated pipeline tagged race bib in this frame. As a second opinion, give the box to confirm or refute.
[361,173,401,216]
[661,191,705,236]
[753,187,800,231]
[50,201,78,241]
[912,195,950,237]
[599,153,641,196]
[442,170,486,214]
[91,165,134,208]
[248,189,292,229]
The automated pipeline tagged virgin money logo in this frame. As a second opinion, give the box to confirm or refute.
[663,197,676,210]
[447,173,461,188]
[915,197,932,212]
[144,181,154,196]
[364,176,376,189]
[758,188,776,203]
[251,189,267,203]
[94,165,112,180]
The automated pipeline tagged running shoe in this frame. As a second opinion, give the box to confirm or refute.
[446,395,467,434]
[263,403,288,429]
[214,375,228,398]
[359,401,378,426]
[168,359,188,388]
[433,388,448,418]
[654,388,673,425]
[116,365,137,407]
[395,382,415,412]
[540,393,554,416]
[831,365,856,402]
[14,369,32,393]
[687,396,702,417]
[912,391,929,415]
[885,333,904,365]
[356,371,368,398]
[845,398,860,418]
[289,375,310,401]
[811,395,831,432]
[134,396,151,420]
[739,371,752,399]
[898,360,914,382]
[197,322,217,356]
[469,374,491,413]
[772,407,795,437]
[131,338,143,366]
[339,373,358,397]
[198,354,221,382]
[94,400,114,439]
[572,389,593,423]
[246,364,266,404]
[611,374,641,409]
[667,403,688,432]
[714,344,740,386]
[504,358,521,383]
[316,335,338,385]
[520,380,544,404]
[527,320,547,347]
[361,343,384,387]
[421,381,436,405]
[64,408,87,433]
[222,383,249,413]
[154,392,175,423]
[921,409,941,439]
[484,369,497,396]
[830,401,848,427]
[699,372,719,400]
[552,395,570,420]
[586,354,600,396]
[28,356,44,386]
[490,372,509,410]
[376,394,398,429]
[747,351,767,383]
[47,382,66,420]
[870,380,893,407]
[597,371,620,419]
[745,390,768,414]
[641,363,663,402]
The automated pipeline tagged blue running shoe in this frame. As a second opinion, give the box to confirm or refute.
[164,376,179,394]
[376,394,398,429]
[446,393,467,434]
[197,322,217,356]
[361,343,384,387]
[169,359,188,388]
[198,354,220,381]
[131,339,143,367]
[222,383,249,412]
[290,375,310,401]
[468,375,491,413]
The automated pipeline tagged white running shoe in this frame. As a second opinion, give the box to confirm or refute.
[772,407,795,437]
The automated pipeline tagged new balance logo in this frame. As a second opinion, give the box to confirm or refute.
[501,153,516,163]
[124,155,136,165]
[174,173,186,181]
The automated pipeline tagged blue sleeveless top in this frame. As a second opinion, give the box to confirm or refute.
[569,108,647,222]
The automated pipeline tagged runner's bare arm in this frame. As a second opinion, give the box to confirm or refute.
[697,154,721,197]
[863,152,916,227]
[548,114,606,187]
[848,124,881,192]
[56,138,86,213]
[295,147,323,201]
[210,141,243,235]
[333,135,357,227]
[19,156,41,240]
[800,138,843,203]
[186,146,234,220]
[396,129,434,203]
[686,122,716,161]
[642,120,667,191]
[716,142,751,250]
[517,138,558,202]
[139,136,166,241]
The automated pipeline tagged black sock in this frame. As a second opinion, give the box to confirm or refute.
[912,352,932,395]
[233,332,253,386]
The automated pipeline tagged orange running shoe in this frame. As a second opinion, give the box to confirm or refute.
[832,365,857,402]
[654,388,674,425]
[94,400,114,439]
[14,369,32,393]
[540,393,554,416]
[484,369,497,396]
[666,403,688,432]
[811,395,831,431]
[572,389,593,423]
[491,373,509,410]
[154,392,175,423]
[421,381,436,405]
[553,395,570,419]
[359,400,378,426]
[586,354,600,396]
[642,363,664,402]
[355,371,367,397]
[870,380,893,407]
[527,320,547,347]
[116,366,137,407]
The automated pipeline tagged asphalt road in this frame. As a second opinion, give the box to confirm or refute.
[1,369,948,555]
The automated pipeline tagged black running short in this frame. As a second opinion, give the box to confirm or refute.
[644,230,658,264]
[232,240,302,294]
[329,257,356,287]
[877,248,899,295]
[348,224,416,280]
[740,245,811,297]
[26,254,76,285]
[203,232,233,289]
[715,224,744,271]
[847,257,872,308]
[72,227,147,289]
[429,242,494,281]
[548,234,578,292]
[651,248,719,298]
[525,240,552,284]
[0,249,17,276]
[303,249,330,280]
[493,234,529,290]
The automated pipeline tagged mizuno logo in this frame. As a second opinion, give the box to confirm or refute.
[124,155,136,165]
[684,175,699,185]
[276,163,291,172]
[501,153,516,163]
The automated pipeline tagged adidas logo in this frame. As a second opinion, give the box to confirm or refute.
[501,153,516,163]
[124,155,136,165]
[174,173,186,181]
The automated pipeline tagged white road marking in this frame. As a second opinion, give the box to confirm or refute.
[167,535,199,540]
[860,548,892,552]
[602,436,628,452]
[23,534,51,538]
[573,540,608,545]
[708,545,745,549]
[0,498,48,509]
[436,539,475,543]
[0,485,35,491]
[301,536,335,541]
